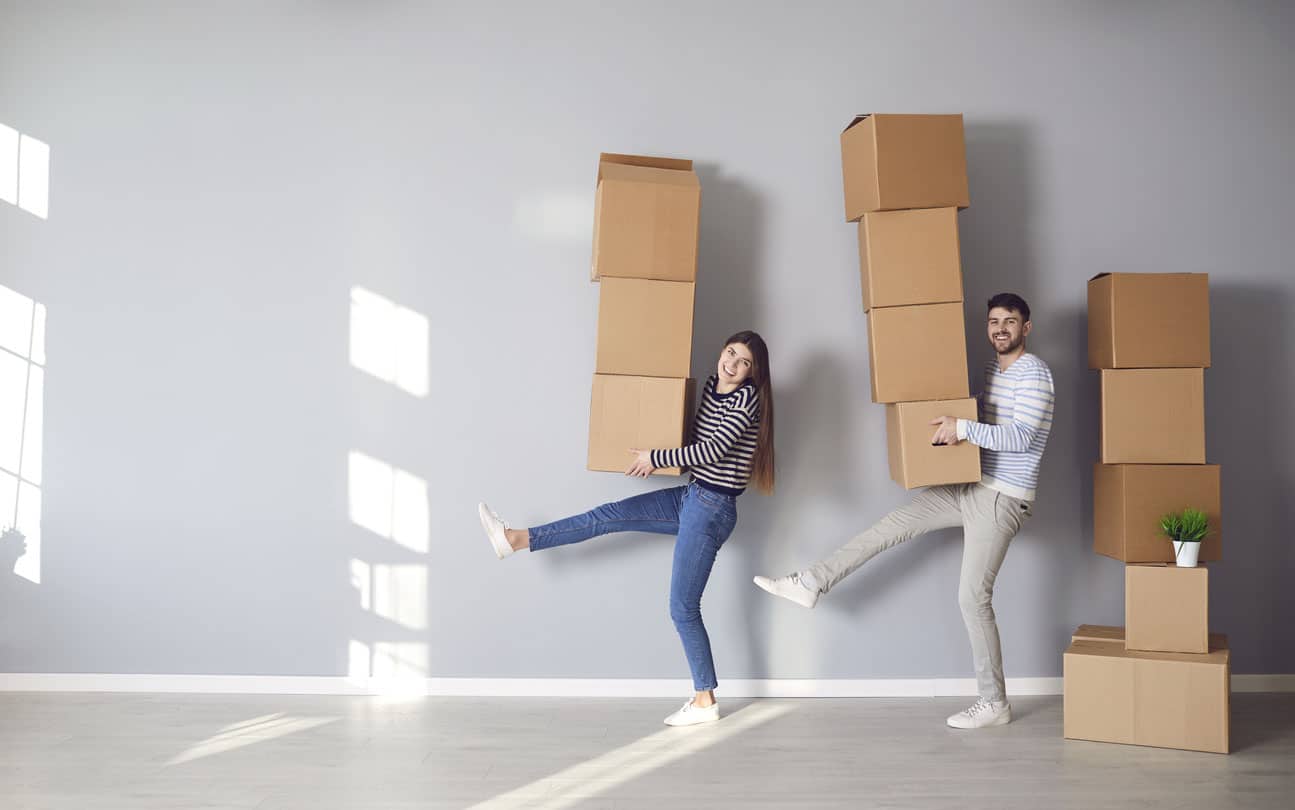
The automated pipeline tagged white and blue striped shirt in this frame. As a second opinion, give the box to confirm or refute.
[955,353,1054,502]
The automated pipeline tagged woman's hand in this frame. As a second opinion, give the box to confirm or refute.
[626,448,656,478]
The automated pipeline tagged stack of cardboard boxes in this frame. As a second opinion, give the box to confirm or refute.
[839,114,980,488]
[586,153,700,475]
[1064,272,1229,754]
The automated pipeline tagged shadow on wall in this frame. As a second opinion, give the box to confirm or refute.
[691,163,779,677]
[692,163,765,365]
[1067,302,1108,618]
[1207,284,1295,672]
[736,349,861,677]
[0,527,25,571]
[959,120,1088,663]
[0,527,34,596]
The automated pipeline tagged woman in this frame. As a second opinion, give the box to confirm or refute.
[479,331,775,726]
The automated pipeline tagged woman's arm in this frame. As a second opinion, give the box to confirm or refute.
[651,389,759,470]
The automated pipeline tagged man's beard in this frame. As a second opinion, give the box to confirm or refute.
[993,334,1024,355]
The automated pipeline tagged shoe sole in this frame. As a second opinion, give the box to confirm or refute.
[664,713,720,727]
[947,713,1012,729]
[753,576,816,609]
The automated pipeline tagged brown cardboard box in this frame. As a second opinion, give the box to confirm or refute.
[885,399,981,488]
[1100,369,1205,464]
[1088,273,1210,369]
[1093,464,1222,562]
[1071,624,1227,650]
[1071,624,1126,644]
[840,114,969,221]
[595,277,695,378]
[1126,564,1209,654]
[591,153,700,283]
[1063,638,1230,754]
[587,374,693,475]
[866,302,970,403]
[858,208,964,311]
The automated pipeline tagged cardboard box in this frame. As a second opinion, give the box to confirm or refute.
[1100,369,1205,464]
[1071,624,1126,644]
[1088,273,1210,369]
[885,399,981,488]
[1125,564,1209,654]
[591,153,700,283]
[858,207,964,311]
[840,114,970,221]
[1093,464,1222,562]
[595,277,695,378]
[1063,637,1229,754]
[1071,624,1227,650]
[866,302,969,403]
[588,375,693,475]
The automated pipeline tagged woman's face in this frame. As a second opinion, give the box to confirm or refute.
[717,342,755,387]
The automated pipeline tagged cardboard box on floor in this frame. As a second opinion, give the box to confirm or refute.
[591,153,700,283]
[840,114,970,220]
[1063,636,1230,754]
[1088,273,1211,369]
[886,399,981,488]
[595,277,696,378]
[588,375,694,475]
[1100,369,1206,464]
[1126,564,1209,654]
[866,302,970,403]
[1094,464,1222,562]
[1071,624,1227,650]
[858,207,964,311]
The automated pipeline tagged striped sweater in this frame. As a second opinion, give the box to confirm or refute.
[955,352,1055,502]
[651,375,761,496]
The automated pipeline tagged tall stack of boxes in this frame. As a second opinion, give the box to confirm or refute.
[1064,273,1229,754]
[586,153,700,476]
[839,114,980,489]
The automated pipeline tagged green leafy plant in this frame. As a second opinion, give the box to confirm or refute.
[1159,508,1210,544]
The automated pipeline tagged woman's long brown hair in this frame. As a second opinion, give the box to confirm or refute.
[724,330,775,494]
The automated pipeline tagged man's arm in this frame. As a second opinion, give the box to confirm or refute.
[956,369,1054,451]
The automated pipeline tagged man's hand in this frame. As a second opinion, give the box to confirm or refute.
[626,448,656,478]
[929,416,960,446]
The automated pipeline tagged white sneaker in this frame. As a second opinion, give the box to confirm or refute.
[663,699,720,727]
[946,698,1011,729]
[478,502,514,559]
[753,573,819,608]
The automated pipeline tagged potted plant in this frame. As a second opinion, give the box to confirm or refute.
[1159,508,1209,568]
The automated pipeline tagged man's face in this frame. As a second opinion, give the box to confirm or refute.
[987,307,1030,355]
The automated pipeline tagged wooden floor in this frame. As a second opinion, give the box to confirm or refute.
[2,692,1293,809]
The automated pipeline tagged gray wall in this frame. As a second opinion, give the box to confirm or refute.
[1,1,1292,681]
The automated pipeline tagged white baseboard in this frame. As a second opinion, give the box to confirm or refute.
[1,673,1291,696]
[423,677,1067,698]
[0,674,375,695]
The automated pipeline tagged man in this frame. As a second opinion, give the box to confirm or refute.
[755,293,1054,729]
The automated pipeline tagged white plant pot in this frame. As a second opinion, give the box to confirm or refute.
[1173,540,1201,568]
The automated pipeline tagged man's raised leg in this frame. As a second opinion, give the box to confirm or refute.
[755,485,964,607]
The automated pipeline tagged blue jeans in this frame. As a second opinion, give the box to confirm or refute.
[529,482,739,692]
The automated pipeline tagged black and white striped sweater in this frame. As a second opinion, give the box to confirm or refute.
[651,374,761,496]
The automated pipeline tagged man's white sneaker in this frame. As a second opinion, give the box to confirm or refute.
[946,698,1011,729]
[664,700,720,727]
[478,502,514,559]
[753,573,819,609]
